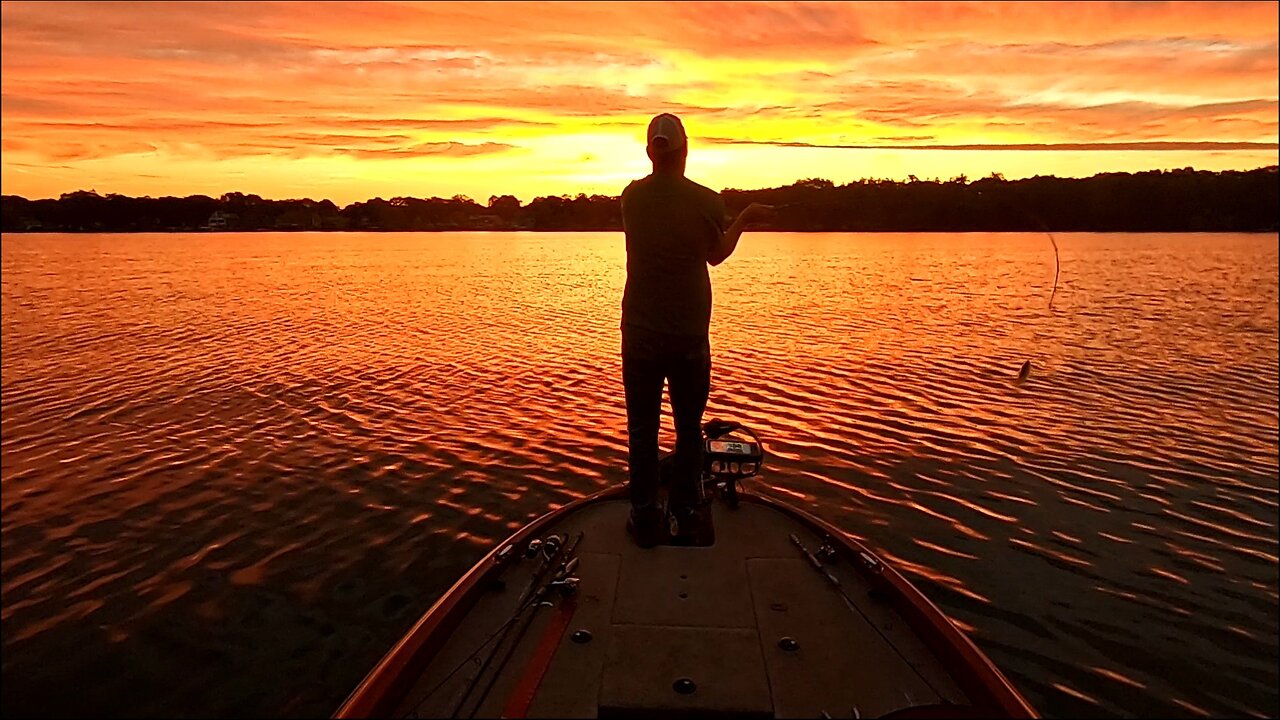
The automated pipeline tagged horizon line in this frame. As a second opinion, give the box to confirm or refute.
[3,164,1276,206]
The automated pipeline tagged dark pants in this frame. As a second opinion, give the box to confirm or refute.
[622,323,711,513]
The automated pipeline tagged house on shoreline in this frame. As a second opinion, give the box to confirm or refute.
[202,211,235,231]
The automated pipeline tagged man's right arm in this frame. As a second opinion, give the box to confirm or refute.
[620,182,633,232]
[708,203,772,266]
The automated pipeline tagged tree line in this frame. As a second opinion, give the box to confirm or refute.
[2,166,1275,234]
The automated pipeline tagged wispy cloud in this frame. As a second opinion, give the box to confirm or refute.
[704,138,1279,151]
[330,141,518,160]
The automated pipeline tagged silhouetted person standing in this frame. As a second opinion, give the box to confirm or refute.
[620,113,772,548]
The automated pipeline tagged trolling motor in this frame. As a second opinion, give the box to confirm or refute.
[701,419,765,508]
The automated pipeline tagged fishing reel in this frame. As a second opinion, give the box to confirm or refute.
[701,419,765,509]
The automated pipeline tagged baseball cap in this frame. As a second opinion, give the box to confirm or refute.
[647,113,687,152]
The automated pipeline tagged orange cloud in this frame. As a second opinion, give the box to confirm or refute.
[328,140,517,160]
[1,1,1276,203]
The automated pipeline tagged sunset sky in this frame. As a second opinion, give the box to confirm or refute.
[2,1,1277,205]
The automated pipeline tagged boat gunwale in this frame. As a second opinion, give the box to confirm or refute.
[333,484,1037,718]
[746,491,1037,718]
[334,485,626,718]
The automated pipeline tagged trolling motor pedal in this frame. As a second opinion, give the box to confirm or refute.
[701,419,765,508]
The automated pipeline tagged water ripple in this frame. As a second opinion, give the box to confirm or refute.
[2,231,1276,718]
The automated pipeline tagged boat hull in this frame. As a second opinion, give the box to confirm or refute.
[335,484,1035,718]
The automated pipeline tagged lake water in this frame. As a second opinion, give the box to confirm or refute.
[2,231,1276,718]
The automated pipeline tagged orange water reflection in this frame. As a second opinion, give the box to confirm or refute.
[1,231,1276,718]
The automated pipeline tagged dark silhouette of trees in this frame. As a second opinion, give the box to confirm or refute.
[721,166,1276,233]
[487,194,523,227]
[522,193,619,230]
[2,166,1275,233]
[337,195,490,230]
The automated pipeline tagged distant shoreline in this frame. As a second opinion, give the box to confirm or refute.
[5,228,1278,235]
[4,166,1276,234]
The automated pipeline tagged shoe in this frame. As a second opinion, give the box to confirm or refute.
[668,502,715,547]
[626,507,666,549]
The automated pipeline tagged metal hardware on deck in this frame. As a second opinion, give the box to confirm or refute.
[816,541,837,563]
[570,629,592,644]
[857,551,882,573]
[673,678,697,695]
[778,636,800,652]
[525,539,542,558]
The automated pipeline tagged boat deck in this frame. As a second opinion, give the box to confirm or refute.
[392,497,969,719]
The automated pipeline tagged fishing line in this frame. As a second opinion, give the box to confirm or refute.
[980,188,1061,310]
[410,605,532,717]
[765,190,1061,382]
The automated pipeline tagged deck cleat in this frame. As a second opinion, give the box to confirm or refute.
[816,542,838,563]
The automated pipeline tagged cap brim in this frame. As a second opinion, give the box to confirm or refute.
[648,136,685,152]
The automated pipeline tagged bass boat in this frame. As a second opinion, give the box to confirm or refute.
[336,421,1036,719]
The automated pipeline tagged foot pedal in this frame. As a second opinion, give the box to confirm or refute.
[666,504,715,547]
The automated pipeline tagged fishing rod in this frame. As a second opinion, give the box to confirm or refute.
[449,532,577,717]
[789,533,945,699]
[464,531,585,718]
[411,532,581,717]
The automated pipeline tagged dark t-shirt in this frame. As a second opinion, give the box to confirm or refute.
[620,174,728,337]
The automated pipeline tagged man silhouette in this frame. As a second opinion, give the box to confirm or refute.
[620,112,772,548]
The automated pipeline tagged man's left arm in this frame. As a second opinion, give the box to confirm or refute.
[708,202,773,266]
